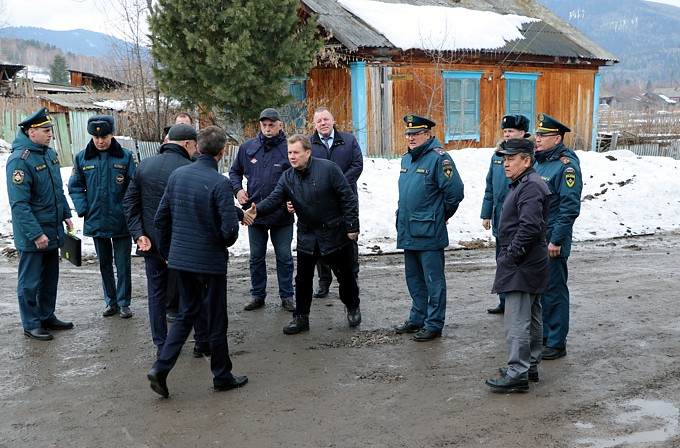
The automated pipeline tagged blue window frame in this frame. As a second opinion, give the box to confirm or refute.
[282,77,307,130]
[443,71,483,142]
[504,73,539,131]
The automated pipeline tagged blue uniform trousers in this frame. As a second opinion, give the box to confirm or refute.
[404,249,447,332]
[153,270,236,388]
[247,224,294,301]
[17,249,59,331]
[542,257,569,349]
[495,240,506,309]
[93,236,132,308]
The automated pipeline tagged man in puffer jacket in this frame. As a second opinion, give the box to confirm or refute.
[69,115,136,319]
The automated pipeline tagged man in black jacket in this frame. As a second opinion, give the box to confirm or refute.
[123,124,209,358]
[146,126,249,398]
[245,134,361,335]
[485,139,550,393]
[309,107,363,298]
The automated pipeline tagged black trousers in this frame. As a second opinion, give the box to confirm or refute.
[296,243,360,316]
[152,270,236,388]
[316,239,359,287]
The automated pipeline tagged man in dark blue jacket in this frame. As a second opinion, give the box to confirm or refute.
[394,114,464,342]
[309,107,363,299]
[123,123,209,358]
[485,138,550,393]
[147,126,249,398]
[245,134,361,335]
[69,116,136,319]
[6,107,74,341]
[534,114,582,361]
[229,108,295,312]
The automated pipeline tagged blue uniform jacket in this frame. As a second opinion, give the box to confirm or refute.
[480,152,509,237]
[68,138,135,238]
[534,143,582,258]
[228,131,293,227]
[310,128,363,196]
[256,157,359,257]
[396,136,465,251]
[6,131,72,252]
[492,167,550,294]
[123,142,192,258]
[155,155,243,275]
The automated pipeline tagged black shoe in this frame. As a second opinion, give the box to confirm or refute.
[41,318,74,330]
[244,299,265,311]
[119,306,133,319]
[499,367,539,382]
[413,328,442,341]
[281,299,296,312]
[487,305,505,314]
[23,328,54,341]
[394,321,422,334]
[542,346,567,360]
[283,314,309,335]
[192,345,212,358]
[214,375,248,392]
[313,285,329,298]
[486,375,530,393]
[166,310,179,323]
[147,367,169,398]
[347,306,362,327]
[102,305,118,317]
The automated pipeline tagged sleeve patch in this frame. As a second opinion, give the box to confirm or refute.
[565,172,576,188]
[12,170,25,184]
[443,165,454,179]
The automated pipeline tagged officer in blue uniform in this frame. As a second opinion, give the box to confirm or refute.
[533,114,582,360]
[394,114,464,341]
[6,107,74,341]
[481,114,531,314]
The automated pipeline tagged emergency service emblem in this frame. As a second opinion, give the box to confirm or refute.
[115,173,125,185]
[12,170,25,184]
[565,167,576,188]
[443,164,454,179]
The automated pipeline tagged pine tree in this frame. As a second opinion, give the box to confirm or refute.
[49,55,69,84]
[149,0,322,128]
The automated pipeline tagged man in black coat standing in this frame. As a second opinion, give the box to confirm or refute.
[485,139,550,393]
[146,126,250,398]
[245,134,361,335]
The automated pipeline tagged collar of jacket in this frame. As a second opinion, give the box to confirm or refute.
[312,127,344,147]
[84,136,125,160]
[534,142,565,163]
[295,155,314,179]
[509,166,536,187]
[408,136,438,161]
[258,130,286,152]
[159,142,191,160]
[11,130,48,154]
[195,153,219,169]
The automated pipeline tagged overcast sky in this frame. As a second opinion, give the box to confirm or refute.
[3,0,680,36]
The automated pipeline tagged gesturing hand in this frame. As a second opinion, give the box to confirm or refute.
[242,203,257,226]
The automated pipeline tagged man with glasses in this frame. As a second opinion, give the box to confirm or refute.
[533,114,582,360]
[393,114,464,341]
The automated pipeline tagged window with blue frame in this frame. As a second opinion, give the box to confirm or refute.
[443,71,482,142]
[281,77,307,131]
[504,73,538,131]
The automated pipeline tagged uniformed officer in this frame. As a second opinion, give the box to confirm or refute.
[533,114,582,360]
[69,116,136,319]
[481,114,531,315]
[6,107,74,341]
[393,114,464,341]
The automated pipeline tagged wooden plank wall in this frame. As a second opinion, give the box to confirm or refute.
[305,67,353,134]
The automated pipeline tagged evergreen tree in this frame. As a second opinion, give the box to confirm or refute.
[49,55,69,84]
[149,0,322,129]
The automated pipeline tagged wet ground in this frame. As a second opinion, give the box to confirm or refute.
[0,233,679,447]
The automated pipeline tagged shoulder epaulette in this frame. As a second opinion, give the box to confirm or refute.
[433,148,446,156]
[19,149,31,160]
[560,156,571,165]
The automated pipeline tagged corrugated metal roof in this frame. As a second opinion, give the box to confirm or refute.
[302,0,618,62]
[38,92,129,111]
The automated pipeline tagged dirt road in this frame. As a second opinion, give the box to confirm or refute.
[0,233,679,447]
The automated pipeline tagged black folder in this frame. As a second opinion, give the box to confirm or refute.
[61,232,82,266]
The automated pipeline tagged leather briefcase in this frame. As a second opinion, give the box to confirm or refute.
[61,232,82,267]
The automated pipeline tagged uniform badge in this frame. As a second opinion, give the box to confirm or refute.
[443,165,454,179]
[538,113,545,122]
[12,170,25,184]
[406,115,414,123]
[565,172,576,188]
[115,173,125,185]
[250,157,258,164]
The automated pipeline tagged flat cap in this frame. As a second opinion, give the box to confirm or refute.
[167,123,197,141]
[496,138,534,156]
[259,108,281,122]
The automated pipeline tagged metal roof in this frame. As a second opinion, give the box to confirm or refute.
[302,0,618,62]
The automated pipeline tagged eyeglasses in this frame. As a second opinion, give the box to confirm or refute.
[405,131,427,138]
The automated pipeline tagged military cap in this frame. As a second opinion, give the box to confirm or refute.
[167,123,197,141]
[404,114,436,134]
[87,115,115,137]
[501,114,530,132]
[496,138,534,156]
[536,113,570,135]
[259,108,281,122]
[18,107,54,129]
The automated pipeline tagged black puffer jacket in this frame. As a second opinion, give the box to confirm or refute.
[257,157,359,256]
[123,143,192,259]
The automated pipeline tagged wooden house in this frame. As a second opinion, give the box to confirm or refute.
[69,69,129,91]
[298,0,618,155]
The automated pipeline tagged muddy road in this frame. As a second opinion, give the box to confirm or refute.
[0,233,679,447]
